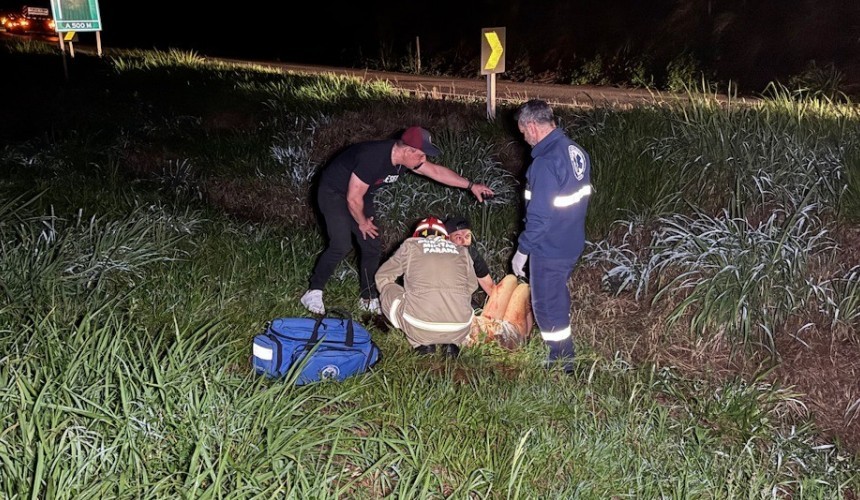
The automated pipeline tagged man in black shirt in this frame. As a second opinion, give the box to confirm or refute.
[301,126,495,315]
[444,215,496,297]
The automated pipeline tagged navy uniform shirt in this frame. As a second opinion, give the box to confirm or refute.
[518,128,592,259]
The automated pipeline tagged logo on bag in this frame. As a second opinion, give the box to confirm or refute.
[320,365,340,380]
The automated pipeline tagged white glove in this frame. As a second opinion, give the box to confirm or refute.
[512,249,528,278]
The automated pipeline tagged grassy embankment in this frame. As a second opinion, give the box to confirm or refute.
[1,40,858,497]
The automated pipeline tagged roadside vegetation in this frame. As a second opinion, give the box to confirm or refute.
[360,39,855,103]
[1,39,858,498]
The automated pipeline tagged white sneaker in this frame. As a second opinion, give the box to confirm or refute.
[300,289,325,315]
[358,297,381,314]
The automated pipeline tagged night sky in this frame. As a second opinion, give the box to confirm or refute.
[3,0,859,91]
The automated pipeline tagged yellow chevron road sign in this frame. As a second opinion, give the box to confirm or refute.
[480,27,506,75]
[63,31,78,42]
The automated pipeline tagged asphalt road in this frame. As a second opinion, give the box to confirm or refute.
[218,58,752,110]
[1,32,750,109]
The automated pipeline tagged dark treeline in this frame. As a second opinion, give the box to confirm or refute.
[78,0,859,93]
[379,0,860,92]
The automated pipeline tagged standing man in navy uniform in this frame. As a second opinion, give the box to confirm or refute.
[301,126,495,316]
[510,100,592,371]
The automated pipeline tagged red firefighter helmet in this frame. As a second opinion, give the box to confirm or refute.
[412,217,448,238]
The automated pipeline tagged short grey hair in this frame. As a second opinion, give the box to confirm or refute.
[515,99,555,125]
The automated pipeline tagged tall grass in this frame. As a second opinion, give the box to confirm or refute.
[2,37,58,55]
[585,203,836,353]
[583,91,859,355]
[253,75,397,115]
[644,95,853,216]
[565,106,684,236]
[1,43,858,496]
[375,127,518,250]
[110,48,209,71]
[0,307,393,498]
[0,195,201,313]
[1,195,852,497]
[818,265,860,334]
[655,205,832,353]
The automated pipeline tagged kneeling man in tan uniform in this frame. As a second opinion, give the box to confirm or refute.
[376,216,478,357]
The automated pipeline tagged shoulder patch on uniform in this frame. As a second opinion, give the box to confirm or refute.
[568,145,586,181]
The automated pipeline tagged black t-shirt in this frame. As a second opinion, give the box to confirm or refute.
[318,140,406,205]
[469,245,490,279]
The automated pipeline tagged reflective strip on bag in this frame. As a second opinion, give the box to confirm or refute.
[402,312,472,332]
[540,326,571,341]
[253,343,273,361]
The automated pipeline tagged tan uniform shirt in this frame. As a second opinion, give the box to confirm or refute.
[376,236,478,346]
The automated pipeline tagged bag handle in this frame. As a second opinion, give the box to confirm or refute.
[311,308,355,347]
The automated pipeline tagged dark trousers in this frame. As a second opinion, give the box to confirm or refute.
[309,191,381,299]
[530,255,578,335]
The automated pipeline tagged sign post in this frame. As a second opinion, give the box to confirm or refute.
[63,31,79,57]
[480,27,506,120]
[49,0,103,56]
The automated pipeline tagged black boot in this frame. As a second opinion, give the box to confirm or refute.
[365,313,392,333]
[414,344,436,356]
[545,338,575,373]
[441,344,460,358]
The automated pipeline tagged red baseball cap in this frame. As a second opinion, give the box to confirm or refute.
[401,126,442,156]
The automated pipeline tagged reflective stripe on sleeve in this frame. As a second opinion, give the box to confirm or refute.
[553,184,592,207]
[540,326,571,341]
[524,185,592,207]
[402,312,473,332]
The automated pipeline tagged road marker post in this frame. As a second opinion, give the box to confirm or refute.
[480,27,506,120]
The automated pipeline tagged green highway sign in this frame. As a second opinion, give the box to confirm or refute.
[49,0,102,32]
